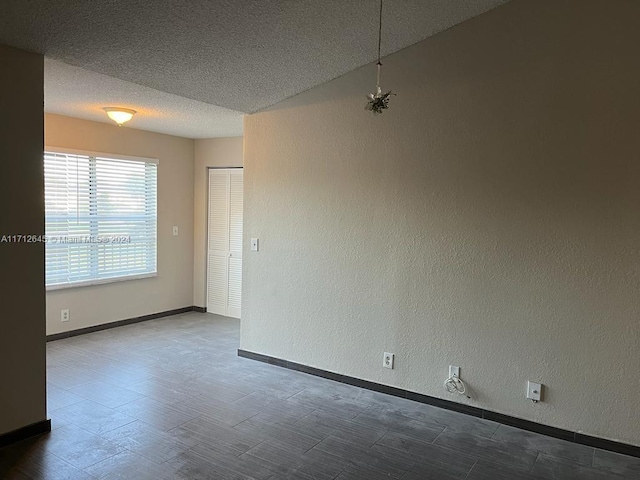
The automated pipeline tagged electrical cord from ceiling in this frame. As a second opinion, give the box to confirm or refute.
[365,0,395,114]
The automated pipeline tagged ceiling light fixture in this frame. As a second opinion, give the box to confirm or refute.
[103,107,136,126]
[365,0,395,115]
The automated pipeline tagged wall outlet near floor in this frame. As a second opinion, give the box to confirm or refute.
[527,381,543,402]
[61,309,70,322]
[383,352,395,369]
[449,365,461,379]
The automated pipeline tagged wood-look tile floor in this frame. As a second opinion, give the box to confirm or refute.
[1,312,638,479]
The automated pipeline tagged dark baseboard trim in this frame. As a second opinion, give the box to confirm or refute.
[192,306,207,313]
[47,306,202,341]
[0,419,51,449]
[237,349,640,459]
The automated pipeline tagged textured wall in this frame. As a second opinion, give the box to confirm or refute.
[242,0,640,446]
[45,114,194,335]
[0,45,46,434]
[193,137,244,308]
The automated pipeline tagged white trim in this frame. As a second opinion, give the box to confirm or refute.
[46,272,158,291]
[45,146,159,165]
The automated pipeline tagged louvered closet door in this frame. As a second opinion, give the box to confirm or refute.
[227,170,243,318]
[207,170,230,316]
[206,169,243,318]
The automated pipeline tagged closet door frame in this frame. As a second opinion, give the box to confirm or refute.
[205,166,243,318]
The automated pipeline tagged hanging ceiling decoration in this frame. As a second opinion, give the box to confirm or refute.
[365,0,395,115]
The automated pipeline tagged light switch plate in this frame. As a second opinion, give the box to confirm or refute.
[251,238,259,252]
[172,226,179,236]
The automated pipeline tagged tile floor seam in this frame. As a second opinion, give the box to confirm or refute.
[46,450,89,476]
[302,438,323,454]
[529,451,542,473]
[430,426,447,445]
[76,448,124,474]
[463,459,479,479]
[329,470,343,480]
[238,439,268,458]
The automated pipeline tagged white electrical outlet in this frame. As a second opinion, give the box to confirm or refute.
[527,381,543,402]
[61,309,70,322]
[383,352,394,369]
[449,365,461,378]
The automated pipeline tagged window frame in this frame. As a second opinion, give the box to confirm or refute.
[44,147,159,291]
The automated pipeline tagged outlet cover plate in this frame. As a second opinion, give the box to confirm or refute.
[449,365,460,378]
[383,352,394,369]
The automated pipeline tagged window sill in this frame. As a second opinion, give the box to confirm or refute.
[46,272,158,291]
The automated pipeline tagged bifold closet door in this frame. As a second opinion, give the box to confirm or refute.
[226,170,243,318]
[207,169,243,318]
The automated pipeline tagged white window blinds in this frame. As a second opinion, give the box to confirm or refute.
[44,151,157,288]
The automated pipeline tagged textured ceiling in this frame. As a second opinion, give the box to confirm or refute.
[1,0,509,137]
[45,59,244,138]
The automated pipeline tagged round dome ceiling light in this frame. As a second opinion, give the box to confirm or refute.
[103,107,136,126]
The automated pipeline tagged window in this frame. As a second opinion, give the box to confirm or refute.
[44,150,157,289]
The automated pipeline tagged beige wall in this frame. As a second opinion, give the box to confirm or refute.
[0,45,46,434]
[45,114,194,335]
[193,137,243,308]
[242,0,640,446]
